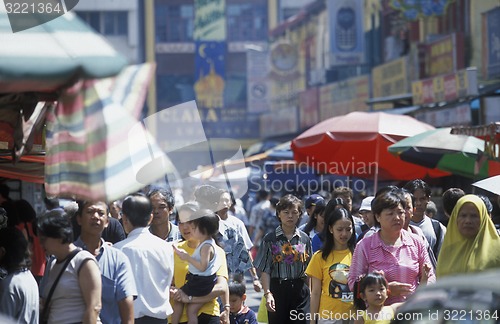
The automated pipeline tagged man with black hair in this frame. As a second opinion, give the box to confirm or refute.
[114,193,174,323]
[442,188,465,226]
[147,188,181,242]
[74,200,136,324]
[404,179,447,259]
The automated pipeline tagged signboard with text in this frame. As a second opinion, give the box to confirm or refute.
[412,68,478,106]
[319,75,369,120]
[327,0,366,66]
[482,7,500,80]
[415,104,472,127]
[260,106,298,138]
[299,88,319,129]
[425,33,464,78]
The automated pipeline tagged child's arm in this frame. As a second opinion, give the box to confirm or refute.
[174,244,214,272]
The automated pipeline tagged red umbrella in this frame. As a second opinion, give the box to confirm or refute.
[291,111,447,189]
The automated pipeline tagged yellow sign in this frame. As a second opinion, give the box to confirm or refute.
[372,57,409,98]
[319,75,369,120]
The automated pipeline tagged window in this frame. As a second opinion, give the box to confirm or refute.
[227,3,267,41]
[224,73,247,105]
[77,11,128,36]
[156,74,196,108]
[155,4,194,42]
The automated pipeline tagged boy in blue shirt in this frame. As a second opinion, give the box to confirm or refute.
[228,281,257,324]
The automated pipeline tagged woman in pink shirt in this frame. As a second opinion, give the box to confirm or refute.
[348,190,435,305]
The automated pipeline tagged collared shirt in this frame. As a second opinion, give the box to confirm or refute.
[74,238,137,324]
[253,226,312,280]
[229,305,257,324]
[221,215,253,250]
[114,227,174,319]
[148,222,182,242]
[348,230,436,305]
[217,220,253,275]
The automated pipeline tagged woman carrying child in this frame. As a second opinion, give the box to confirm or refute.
[172,209,221,324]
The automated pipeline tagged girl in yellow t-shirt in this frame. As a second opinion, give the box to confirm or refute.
[305,206,356,324]
[353,272,402,324]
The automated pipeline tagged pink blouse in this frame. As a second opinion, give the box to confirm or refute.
[348,230,435,305]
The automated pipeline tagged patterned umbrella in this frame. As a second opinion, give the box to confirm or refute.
[388,127,500,179]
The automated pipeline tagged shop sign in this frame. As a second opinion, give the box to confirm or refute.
[299,88,319,129]
[260,106,298,138]
[371,56,410,98]
[482,7,500,80]
[414,104,471,127]
[319,75,369,120]
[412,68,477,105]
[425,33,464,78]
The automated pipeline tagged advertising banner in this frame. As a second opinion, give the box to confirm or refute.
[482,7,500,80]
[194,41,225,110]
[412,68,478,106]
[194,0,226,41]
[327,0,365,66]
[319,75,369,120]
[247,48,270,114]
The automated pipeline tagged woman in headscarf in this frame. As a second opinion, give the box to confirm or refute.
[436,194,500,277]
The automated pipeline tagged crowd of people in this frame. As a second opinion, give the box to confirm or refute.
[0,179,499,324]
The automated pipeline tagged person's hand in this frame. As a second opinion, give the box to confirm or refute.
[220,308,230,324]
[253,279,262,292]
[388,281,412,297]
[420,263,431,284]
[265,292,276,312]
[173,245,190,261]
[169,287,178,299]
[173,288,190,303]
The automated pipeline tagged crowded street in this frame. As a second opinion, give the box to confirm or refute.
[1,0,500,324]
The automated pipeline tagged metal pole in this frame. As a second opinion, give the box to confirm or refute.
[145,0,157,136]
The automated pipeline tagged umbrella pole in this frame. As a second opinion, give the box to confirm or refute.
[374,138,379,194]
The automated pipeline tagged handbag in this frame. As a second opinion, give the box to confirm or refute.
[40,248,81,324]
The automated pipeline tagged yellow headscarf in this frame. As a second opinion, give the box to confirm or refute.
[436,194,500,278]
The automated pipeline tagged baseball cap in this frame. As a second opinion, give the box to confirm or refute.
[359,196,374,212]
[305,194,324,209]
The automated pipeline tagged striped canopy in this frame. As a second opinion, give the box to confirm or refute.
[44,63,170,202]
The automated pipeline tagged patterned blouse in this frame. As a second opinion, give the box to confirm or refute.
[254,226,312,280]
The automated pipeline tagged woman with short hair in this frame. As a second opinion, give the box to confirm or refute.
[38,210,102,324]
[348,191,435,305]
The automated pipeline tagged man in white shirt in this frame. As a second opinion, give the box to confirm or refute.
[114,193,174,323]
